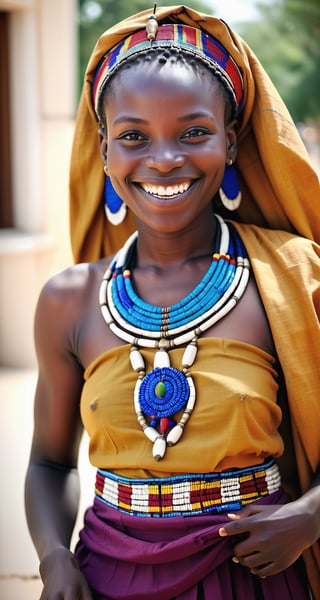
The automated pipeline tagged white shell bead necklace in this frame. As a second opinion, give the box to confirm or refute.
[99,215,250,460]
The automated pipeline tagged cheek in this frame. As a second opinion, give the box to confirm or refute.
[194,141,227,176]
[106,147,136,200]
[107,148,128,182]
[107,140,139,173]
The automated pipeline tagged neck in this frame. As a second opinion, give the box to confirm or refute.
[134,210,218,269]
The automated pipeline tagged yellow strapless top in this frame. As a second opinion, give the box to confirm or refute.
[80,338,284,477]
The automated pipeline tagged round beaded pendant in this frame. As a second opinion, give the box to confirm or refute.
[139,367,189,419]
[99,215,250,460]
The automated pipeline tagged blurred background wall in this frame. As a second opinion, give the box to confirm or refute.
[0,0,75,369]
[0,1,77,597]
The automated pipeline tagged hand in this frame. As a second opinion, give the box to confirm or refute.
[218,500,316,578]
[39,547,93,599]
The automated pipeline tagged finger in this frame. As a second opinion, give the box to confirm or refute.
[228,507,255,518]
[229,503,278,521]
[239,552,270,570]
[249,561,279,578]
[219,518,250,537]
[227,504,266,520]
[232,553,283,579]
[64,590,93,600]
[219,513,241,537]
[232,555,240,564]
[227,512,241,520]
[232,553,275,577]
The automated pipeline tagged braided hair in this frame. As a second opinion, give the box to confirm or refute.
[98,45,235,129]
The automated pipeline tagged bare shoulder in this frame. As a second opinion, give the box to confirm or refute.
[35,258,111,361]
[38,259,107,303]
[37,259,110,318]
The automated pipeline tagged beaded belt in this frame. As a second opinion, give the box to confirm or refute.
[95,458,281,518]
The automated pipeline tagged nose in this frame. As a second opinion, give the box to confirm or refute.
[145,142,185,173]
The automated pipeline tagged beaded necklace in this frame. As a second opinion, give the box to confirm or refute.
[99,215,250,460]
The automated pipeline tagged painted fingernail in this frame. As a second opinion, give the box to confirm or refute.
[218,527,227,537]
[227,513,240,519]
[232,556,240,563]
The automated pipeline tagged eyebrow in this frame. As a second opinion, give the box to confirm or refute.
[113,112,216,126]
[113,116,148,126]
[178,111,216,122]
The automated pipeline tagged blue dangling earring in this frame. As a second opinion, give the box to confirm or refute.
[103,164,127,225]
[218,159,242,211]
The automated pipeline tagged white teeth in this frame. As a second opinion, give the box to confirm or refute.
[142,182,191,197]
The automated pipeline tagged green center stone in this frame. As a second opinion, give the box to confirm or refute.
[155,381,166,398]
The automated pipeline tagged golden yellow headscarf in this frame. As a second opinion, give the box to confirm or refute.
[70,5,320,263]
[70,6,320,595]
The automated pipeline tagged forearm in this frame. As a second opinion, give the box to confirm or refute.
[25,461,80,561]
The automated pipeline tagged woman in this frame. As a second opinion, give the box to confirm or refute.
[25,5,320,599]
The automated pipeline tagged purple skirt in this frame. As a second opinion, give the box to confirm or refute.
[75,489,309,599]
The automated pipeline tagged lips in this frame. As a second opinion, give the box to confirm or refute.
[140,181,192,198]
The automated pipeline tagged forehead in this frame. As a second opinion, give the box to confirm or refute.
[104,59,223,108]
[103,66,227,132]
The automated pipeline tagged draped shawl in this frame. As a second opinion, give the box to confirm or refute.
[69,5,320,596]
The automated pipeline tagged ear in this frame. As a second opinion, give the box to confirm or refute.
[98,125,108,164]
[225,119,238,163]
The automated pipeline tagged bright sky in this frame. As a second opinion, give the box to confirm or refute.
[208,0,260,25]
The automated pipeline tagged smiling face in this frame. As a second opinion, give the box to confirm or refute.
[101,58,237,234]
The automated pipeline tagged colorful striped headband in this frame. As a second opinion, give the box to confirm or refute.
[92,23,244,121]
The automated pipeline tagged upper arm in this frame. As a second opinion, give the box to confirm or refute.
[30,275,85,468]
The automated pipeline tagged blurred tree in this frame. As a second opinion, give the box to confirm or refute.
[238,0,320,121]
[78,0,213,95]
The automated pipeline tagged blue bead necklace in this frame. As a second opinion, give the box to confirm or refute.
[99,215,250,460]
